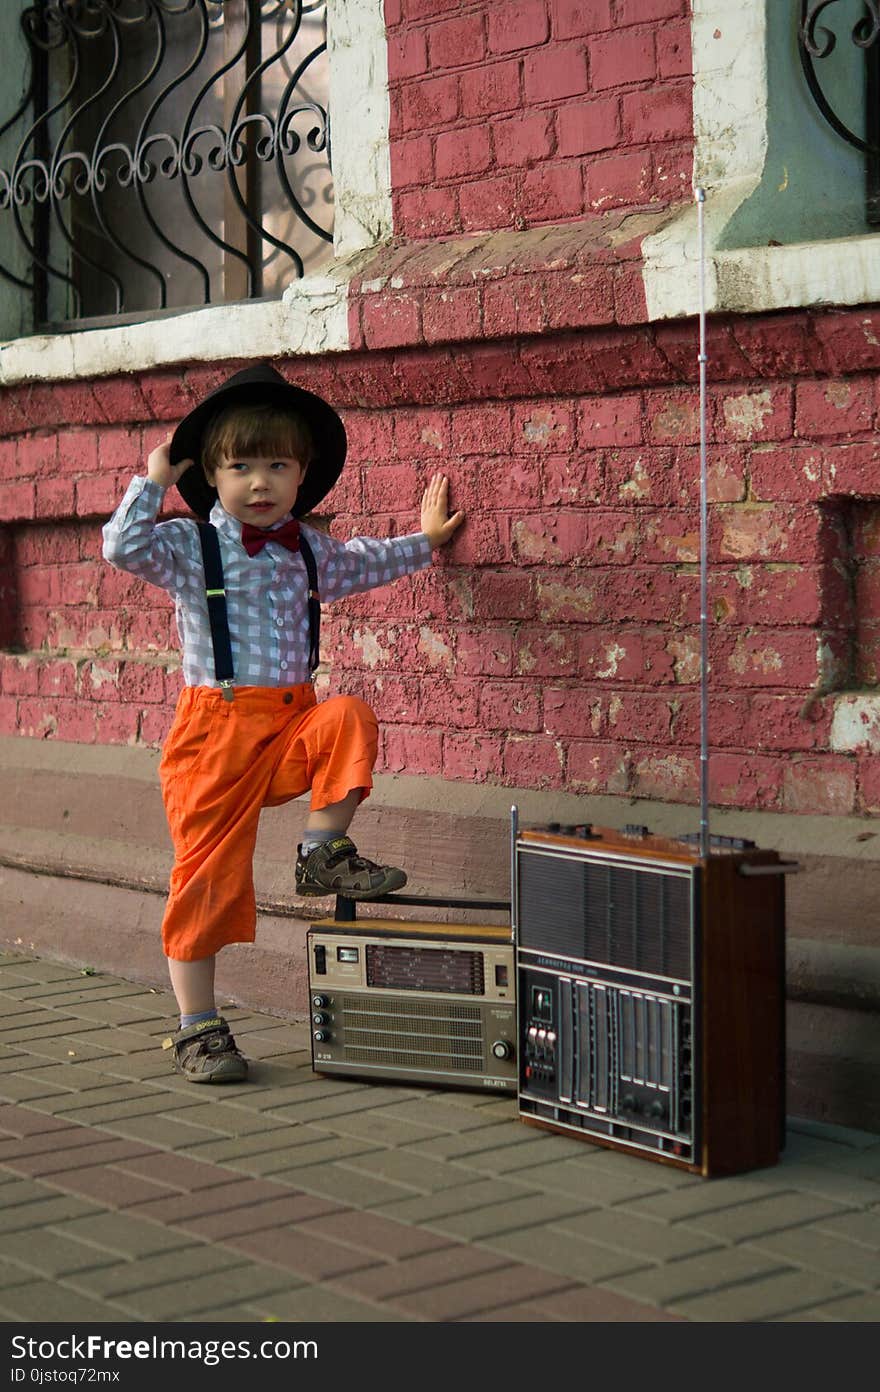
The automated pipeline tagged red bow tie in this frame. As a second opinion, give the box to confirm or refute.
[240,518,301,557]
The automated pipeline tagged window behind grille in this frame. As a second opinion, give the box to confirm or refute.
[0,0,333,333]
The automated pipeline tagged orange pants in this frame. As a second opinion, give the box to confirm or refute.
[158,685,378,961]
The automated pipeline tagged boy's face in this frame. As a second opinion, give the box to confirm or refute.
[210,453,306,529]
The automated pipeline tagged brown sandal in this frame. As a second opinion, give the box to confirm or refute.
[162,1015,248,1084]
[295,836,407,899]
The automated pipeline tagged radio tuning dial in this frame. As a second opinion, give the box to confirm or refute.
[491,1039,513,1061]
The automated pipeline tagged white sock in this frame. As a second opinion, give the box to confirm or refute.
[301,829,344,857]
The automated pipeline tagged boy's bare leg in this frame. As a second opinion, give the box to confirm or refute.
[303,787,362,835]
[167,955,216,1017]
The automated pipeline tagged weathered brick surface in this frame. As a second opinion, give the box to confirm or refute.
[8,322,861,816]
[1,10,880,824]
[386,2,689,238]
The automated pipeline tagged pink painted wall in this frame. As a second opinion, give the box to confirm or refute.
[2,302,880,816]
[2,1,880,820]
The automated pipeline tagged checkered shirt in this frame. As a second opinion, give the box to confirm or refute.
[102,475,434,688]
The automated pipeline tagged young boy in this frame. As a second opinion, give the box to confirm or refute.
[102,364,463,1084]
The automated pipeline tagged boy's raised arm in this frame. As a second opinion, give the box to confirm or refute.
[101,437,195,588]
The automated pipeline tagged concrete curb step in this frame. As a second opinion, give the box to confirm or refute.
[3,845,879,1013]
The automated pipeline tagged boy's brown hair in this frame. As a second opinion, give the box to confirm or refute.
[201,401,314,480]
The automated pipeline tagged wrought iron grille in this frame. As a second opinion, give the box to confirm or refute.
[798,0,880,223]
[0,0,333,331]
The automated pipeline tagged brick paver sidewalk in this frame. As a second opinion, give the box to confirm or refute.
[1,951,878,1323]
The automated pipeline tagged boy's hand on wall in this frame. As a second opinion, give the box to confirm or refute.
[147,436,194,489]
[420,473,465,549]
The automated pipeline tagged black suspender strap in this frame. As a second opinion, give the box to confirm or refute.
[196,522,322,696]
[298,533,321,677]
[196,522,235,701]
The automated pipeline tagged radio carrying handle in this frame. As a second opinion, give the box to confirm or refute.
[334,892,511,923]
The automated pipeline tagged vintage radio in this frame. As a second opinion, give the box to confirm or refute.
[307,911,516,1093]
[514,820,790,1176]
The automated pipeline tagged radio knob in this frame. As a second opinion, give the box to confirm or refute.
[491,1039,513,1061]
[312,995,328,1008]
[312,1012,328,1026]
[649,1100,665,1118]
[313,1029,329,1043]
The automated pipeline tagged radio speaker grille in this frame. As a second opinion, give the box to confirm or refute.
[343,1011,482,1041]
[345,996,482,1022]
[518,851,692,978]
[344,1046,481,1070]
[340,995,483,1069]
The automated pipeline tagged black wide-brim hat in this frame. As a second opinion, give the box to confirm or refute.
[170,363,347,520]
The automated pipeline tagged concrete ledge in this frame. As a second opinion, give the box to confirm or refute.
[787,940,880,1015]
[2,839,878,1015]
[787,998,880,1135]
[8,733,880,855]
[4,730,880,952]
[0,864,309,1022]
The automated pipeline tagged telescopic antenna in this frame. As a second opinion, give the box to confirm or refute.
[695,186,709,860]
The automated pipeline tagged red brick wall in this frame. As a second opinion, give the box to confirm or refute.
[386,0,693,237]
[2,308,880,817]
[2,3,880,821]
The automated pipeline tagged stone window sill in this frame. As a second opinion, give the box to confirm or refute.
[643,198,880,322]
